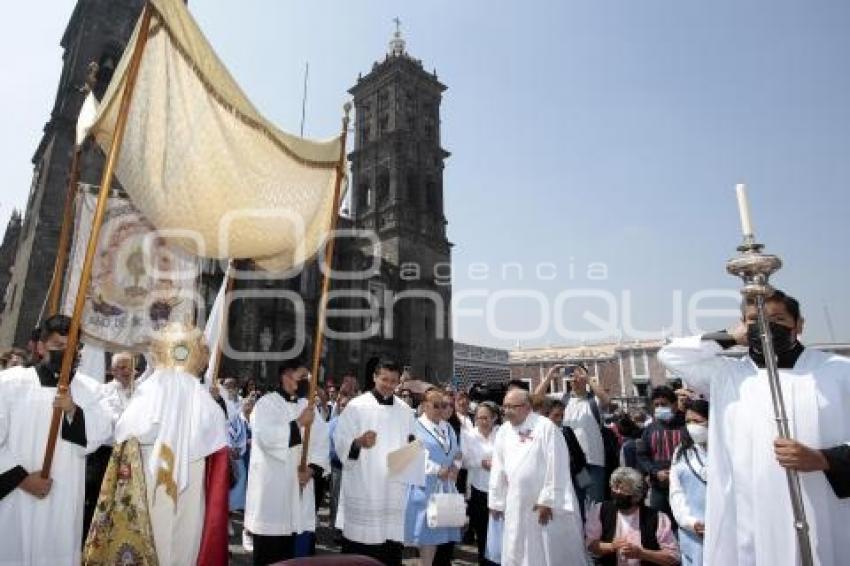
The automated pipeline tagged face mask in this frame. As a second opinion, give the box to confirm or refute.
[613,493,635,511]
[687,423,709,445]
[654,406,673,422]
[296,379,310,399]
[747,321,796,355]
[46,349,66,375]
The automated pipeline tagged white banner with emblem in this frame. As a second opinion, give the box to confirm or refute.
[62,189,199,351]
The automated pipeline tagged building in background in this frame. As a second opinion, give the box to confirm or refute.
[453,342,510,390]
[510,340,667,408]
[0,0,145,346]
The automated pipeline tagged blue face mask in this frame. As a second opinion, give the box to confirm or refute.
[654,406,673,421]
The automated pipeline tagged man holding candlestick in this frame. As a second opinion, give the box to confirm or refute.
[658,290,850,566]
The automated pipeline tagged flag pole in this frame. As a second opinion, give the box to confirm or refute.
[45,145,82,317]
[299,102,351,474]
[41,3,153,477]
[211,260,236,390]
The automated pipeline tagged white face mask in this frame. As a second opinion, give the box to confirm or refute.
[686,423,708,445]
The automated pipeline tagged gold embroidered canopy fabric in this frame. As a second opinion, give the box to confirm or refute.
[89,0,342,271]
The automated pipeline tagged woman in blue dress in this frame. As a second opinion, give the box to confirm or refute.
[228,402,249,512]
[670,399,709,566]
[405,390,463,566]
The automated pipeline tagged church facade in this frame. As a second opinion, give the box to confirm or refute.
[0,2,454,387]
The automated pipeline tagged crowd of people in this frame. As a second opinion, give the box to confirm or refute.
[1,289,849,565]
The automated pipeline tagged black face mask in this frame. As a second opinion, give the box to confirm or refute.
[296,379,310,399]
[747,321,796,355]
[613,494,635,511]
[45,349,66,375]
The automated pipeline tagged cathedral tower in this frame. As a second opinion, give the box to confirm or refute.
[344,23,453,380]
[0,0,144,346]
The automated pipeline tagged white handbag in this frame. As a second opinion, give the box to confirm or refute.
[426,480,467,528]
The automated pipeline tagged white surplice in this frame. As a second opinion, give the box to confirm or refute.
[244,393,330,535]
[0,366,112,566]
[659,336,850,566]
[333,391,418,544]
[114,368,227,566]
[488,412,586,566]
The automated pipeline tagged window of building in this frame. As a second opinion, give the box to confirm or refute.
[368,280,387,338]
[632,350,648,377]
[358,182,370,211]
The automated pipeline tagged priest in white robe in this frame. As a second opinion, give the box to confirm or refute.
[100,351,137,423]
[86,322,229,566]
[0,314,112,566]
[488,388,586,566]
[244,357,330,564]
[658,290,850,566]
[333,358,419,566]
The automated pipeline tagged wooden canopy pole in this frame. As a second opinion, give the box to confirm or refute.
[299,102,351,472]
[44,63,100,320]
[45,145,83,317]
[41,3,153,477]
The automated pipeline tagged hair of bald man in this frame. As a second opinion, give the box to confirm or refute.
[505,388,531,405]
[111,351,134,368]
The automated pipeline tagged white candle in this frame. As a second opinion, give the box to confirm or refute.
[735,183,754,236]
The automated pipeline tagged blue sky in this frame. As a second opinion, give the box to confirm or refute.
[2,1,848,348]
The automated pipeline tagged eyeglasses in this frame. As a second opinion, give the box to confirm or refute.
[502,403,528,409]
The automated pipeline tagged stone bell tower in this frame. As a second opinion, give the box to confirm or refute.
[343,22,453,381]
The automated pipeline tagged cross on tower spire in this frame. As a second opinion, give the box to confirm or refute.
[388,17,406,56]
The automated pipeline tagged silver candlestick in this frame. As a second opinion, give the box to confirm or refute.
[726,234,814,566]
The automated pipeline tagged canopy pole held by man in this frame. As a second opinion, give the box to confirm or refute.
[45,146,82,318]
[299,102,352,476]
[40,2,154,478]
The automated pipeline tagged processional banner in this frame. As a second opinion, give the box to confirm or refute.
[62,191,198,351]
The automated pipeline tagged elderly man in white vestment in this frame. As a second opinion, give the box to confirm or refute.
[488,388,586,566]
[244,357,329,564]
[0,315,112,565]
[659,290,850,566]
[334,358,419,566]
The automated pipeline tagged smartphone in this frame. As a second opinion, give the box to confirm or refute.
[561,365,578,379]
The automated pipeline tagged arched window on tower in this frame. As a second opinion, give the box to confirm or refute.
[358,182,371,212]
[94,45,121,100]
